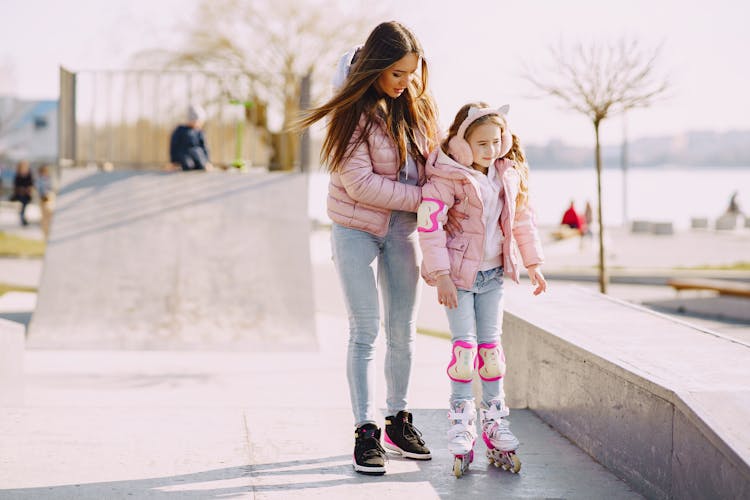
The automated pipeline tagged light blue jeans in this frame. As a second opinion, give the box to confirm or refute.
[445,266,505,406]
[331,211,421,427]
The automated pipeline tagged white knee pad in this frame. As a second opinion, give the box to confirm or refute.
[447,340,477,383]
[478,342,506,381]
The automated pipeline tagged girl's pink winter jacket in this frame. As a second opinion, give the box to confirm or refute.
[327,114,428,237]
[418,149,544,289]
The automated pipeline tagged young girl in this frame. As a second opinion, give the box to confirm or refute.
[298,21,440,475]
[417,103,547,477]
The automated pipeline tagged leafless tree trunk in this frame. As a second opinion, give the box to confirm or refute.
[593,119,607,292]
[525,39,669,293]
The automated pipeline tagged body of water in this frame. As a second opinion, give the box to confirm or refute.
[308,167,750,230]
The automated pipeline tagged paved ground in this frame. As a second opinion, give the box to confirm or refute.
[1,172,749,498]
[0,194,648,498]
[0,312,643,499]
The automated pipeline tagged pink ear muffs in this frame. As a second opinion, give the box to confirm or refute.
[447,105,512,166]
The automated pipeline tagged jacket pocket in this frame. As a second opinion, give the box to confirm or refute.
[447,237,469,278]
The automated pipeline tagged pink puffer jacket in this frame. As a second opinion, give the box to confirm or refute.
[327,114,429,237]
[418,149,544,288]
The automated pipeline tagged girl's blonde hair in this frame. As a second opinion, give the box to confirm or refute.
[505,133,530,212]
[296,21,439,173]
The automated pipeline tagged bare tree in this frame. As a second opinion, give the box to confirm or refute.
[525,39,669,293]
[132,0,388,169]
[0,102,27,161]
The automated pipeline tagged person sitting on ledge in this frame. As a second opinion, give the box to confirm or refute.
[168,104,214,172]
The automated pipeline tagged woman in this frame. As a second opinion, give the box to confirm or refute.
[298,21,439,475]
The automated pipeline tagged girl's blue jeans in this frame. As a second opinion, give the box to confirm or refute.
[331,211,421,427]
[445,266,505,406]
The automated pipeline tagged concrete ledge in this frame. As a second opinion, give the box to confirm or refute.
[0,318,24,406]
[715,213,745,230]
[502,285,750,499]
[651,222,674,235]
[631,220,653,233]
[690,217,709,229]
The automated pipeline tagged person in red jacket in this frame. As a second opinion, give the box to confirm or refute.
[561,200,587,235]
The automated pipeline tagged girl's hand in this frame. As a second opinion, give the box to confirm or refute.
[444,206,468,238]
[436,274,458,309]
[527,265,547,296]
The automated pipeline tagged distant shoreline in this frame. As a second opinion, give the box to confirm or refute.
[528,164,750,170]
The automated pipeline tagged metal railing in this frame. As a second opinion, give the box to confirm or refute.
[58,67,271,169]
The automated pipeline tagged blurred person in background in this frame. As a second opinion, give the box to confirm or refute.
[726,191,742,215]
[169,104,213,171]
[10,160,34,226]
[561,199,587,235]
[583,200,594,237]
[37,164,55,239]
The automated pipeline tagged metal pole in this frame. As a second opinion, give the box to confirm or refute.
[120,71,128,166]
[621,112,629,227]
[89,71,96,166]
[57,66,77,173]
[137,72,144,167]
[105,72,112,167]
[298,73,311,172]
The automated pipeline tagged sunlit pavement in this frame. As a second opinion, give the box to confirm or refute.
[1,210,748,497]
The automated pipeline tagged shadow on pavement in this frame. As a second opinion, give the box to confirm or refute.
[0,409,641,499]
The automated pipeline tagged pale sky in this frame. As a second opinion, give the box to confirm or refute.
[2,0,749,146]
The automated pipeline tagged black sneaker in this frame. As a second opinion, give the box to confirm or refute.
[384,410,432,460]
[353,423,386,475]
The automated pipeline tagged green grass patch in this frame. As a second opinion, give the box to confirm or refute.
[0,232,46,258]
[0,283,37,295]
[417,327,451,340]
[675,262,750,271]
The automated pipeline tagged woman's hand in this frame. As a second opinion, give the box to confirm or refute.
[444,206,468,238]
[527,265,547,296]
[436,274,458,309]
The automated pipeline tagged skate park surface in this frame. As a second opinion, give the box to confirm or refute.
[1,168,749,498]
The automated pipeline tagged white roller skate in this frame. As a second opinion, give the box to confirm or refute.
[447,399,477,478]
[480,400,521,473]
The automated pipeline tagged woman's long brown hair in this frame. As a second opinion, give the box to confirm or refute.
[296,21,439,173]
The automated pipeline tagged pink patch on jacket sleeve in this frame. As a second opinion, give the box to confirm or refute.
[417,198,446,233]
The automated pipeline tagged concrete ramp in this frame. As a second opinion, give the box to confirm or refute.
[28,169,316,351]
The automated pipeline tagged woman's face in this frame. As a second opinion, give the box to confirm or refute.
[375,52,419,99]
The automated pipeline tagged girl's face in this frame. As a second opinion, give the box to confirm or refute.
[466,122,503,169]
[375,52,419,99]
